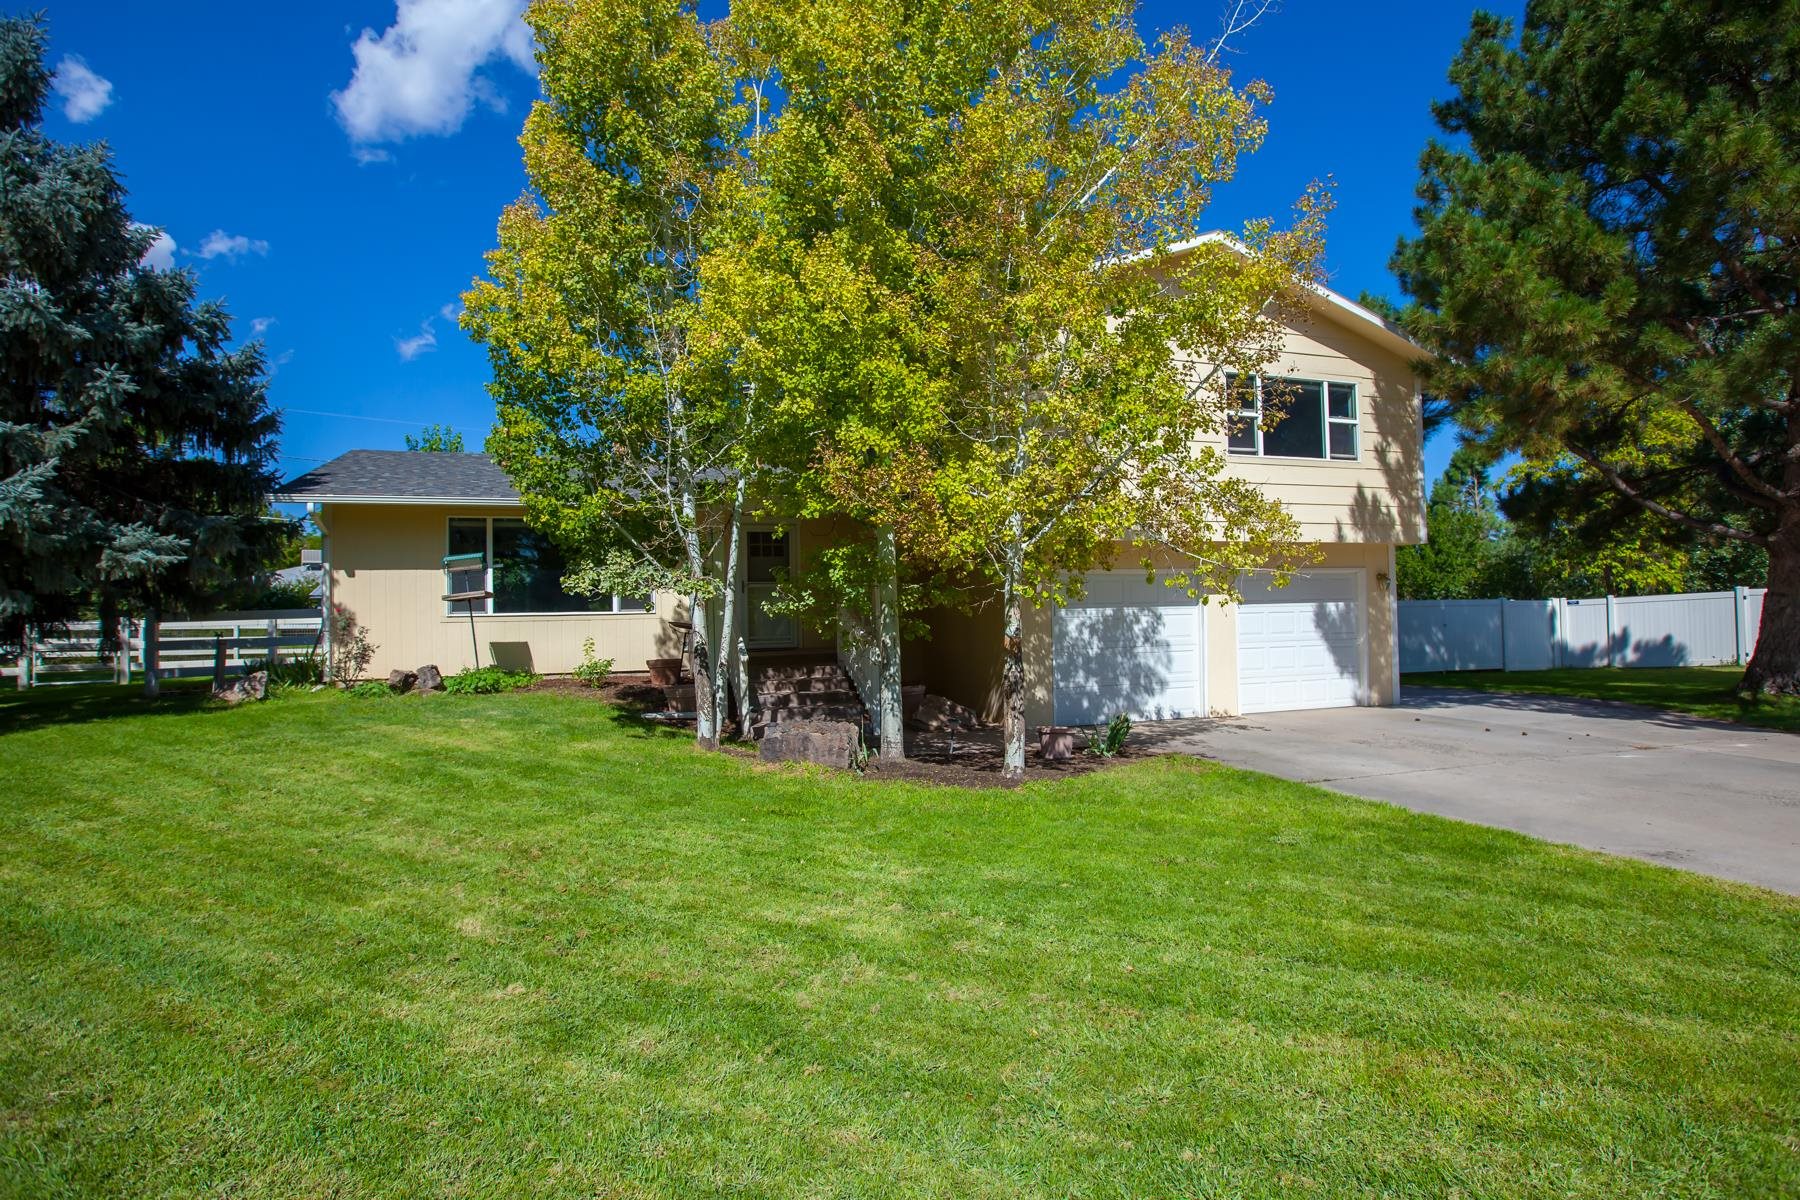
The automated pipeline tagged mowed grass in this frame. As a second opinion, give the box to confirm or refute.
[1,685,1796,1199]
[1404,665,1800,733]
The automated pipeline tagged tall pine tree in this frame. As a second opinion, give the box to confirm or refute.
[0,15,284,653]
[1393,0,1800,693]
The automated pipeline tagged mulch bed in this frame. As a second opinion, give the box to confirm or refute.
[520,679,1151,785]
[860,729,1152,788]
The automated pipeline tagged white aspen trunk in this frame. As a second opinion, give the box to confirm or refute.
[1001,520,1027,780]
[678,487,718,747]
[874,525,906,760]
[715,480,746,736]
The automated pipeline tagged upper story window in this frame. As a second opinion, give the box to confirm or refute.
[446,517,651,615]
[1226,374,1360,461]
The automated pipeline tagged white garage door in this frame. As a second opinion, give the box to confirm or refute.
[1237,571,1366,714]
[1053,572,1204,724]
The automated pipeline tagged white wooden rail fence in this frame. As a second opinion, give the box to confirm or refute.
[1399,588,1767,674]
[2,610,323,689]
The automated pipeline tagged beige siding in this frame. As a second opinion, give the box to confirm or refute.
[1187,309,1427,546]
[323,503,682,679]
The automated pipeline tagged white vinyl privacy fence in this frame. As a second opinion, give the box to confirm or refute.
[1399,588,1766,674]
[3,610,323,688]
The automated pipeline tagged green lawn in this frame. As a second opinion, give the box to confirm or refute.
[2,685,1796,1198]
[1404,665,1800,733]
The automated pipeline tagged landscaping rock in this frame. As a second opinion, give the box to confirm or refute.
[415,664,444,692]
[907,693,983,732]
[213,670,267,705]
[758,719,861,770]
[387,669,417,694]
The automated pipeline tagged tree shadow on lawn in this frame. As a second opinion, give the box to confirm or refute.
[0,680,227,736]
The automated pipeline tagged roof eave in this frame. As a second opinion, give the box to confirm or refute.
[269,494,523,507]
[1158,233,1432,364]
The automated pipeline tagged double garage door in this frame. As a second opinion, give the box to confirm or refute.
[1052,569,1366,723]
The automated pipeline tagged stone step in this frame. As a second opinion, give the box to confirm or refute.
[759,677,858,697]
[758,702,866,722]
[761,689,860,711]
[749,705,867,737]
[752,663,848,684]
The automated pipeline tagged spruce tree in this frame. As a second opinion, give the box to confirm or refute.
[0,15,284,653]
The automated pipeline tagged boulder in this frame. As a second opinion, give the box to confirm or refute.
[758,719,862,770]
[907,693,982,733]
[415,664,444,692]
[387,668,417,694]
[213,670,267,705]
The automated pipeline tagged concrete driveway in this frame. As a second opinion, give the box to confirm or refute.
[1150,687,1800,894]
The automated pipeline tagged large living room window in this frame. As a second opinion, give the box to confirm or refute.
[1226,374,1359,461]
[446,518,651,615]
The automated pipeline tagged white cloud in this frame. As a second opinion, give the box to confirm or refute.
[137,226,176,270]
[395,303,463,361]
[196,230,270,261]
[250,317,277,337]
[395,320,438,362]
[332,0,533,147]
[352,146,394,166]
[52,56,113,123]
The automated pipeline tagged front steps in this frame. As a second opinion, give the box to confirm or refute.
[747,658,869,740]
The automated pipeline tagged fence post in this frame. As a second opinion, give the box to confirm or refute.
[1553,597,1566,669]
[264,619,278,669]
[1604,594,1618,668]
[1734,586,1751,664]
[213,636,227,689]
[143,612,160,697]
[115,617,131,684]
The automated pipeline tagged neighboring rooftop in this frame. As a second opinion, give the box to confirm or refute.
[273,450,520,505]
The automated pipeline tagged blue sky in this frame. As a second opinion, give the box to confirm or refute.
[41,0,1518,492]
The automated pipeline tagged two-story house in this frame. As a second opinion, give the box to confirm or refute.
[276,238,1425,726]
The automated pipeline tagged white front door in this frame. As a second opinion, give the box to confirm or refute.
[1052,571,1205,724]
[1236,570,1366,713]
[744,528,797,649]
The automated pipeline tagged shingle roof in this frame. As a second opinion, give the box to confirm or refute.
[273,451,521,504]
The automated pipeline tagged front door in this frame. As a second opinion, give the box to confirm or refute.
[744,528,797,648]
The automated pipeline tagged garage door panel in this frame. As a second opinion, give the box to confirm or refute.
[1237,573,1366,714]
[1053,574,1203,724]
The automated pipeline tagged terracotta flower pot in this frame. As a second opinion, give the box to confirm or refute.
[1037,725,1077,762]
[646,657,683,687]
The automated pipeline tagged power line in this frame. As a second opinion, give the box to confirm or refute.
[278,406,486,432]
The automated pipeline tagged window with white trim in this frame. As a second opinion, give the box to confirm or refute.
[446,518,651,615]
[1225,374,1359,461]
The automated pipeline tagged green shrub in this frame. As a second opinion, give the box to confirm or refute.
[572,638,613,689]
[251,651,324,690]
[347,681,392,699]
[1086,712,1132,758]
[443,666,537,695]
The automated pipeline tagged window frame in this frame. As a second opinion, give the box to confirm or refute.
[443,517,653,617]
[1224,374,1360,463]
